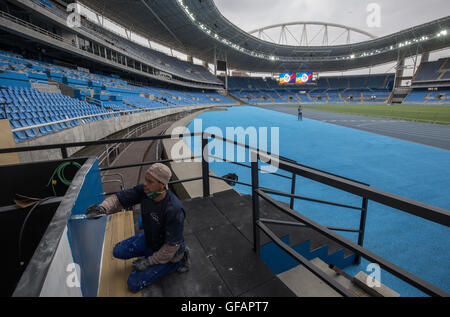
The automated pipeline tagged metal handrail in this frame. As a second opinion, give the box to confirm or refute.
[256,220,356,297]
[98,117,168,167]
[207,154,292,180]
[259,218,361,233]
[249,150,449,297]
[101,173,125,190]
[255,188,448,297]
[102,180,124,192]
[0,132,203,158]
[255,151,450,226]
[0,10,72,46]
[260,187,364,211]
[99,155,201,172]
[209,174,252,187]
[11,111,133,133]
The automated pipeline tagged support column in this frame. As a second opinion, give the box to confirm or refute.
[225,51,228,91]
[394,57,405,88]
[421,52,430,64]
[213,47,217,76]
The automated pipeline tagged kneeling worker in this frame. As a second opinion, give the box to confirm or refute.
[85,163,190,293]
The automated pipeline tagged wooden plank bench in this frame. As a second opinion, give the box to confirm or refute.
[98,210,141,297]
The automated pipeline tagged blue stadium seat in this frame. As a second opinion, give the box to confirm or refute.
[13,131,28,142]
[24,128,37,138]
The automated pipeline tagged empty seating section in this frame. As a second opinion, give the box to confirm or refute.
[1,86,111,142]
[0,50,236,143]
[403,58,450,104]
[224,74,394,104]
[413,58,449,82]
[403,89,450,104]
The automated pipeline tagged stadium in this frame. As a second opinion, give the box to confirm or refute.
[0,0,449,300]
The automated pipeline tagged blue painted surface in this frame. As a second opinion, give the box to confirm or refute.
[64,77,88,87]
[27,72,48,82]
[186,106,450,296]
[67,160,106,297]
[260,236,296,274]
[260,236,355,274]
[0,71,31,88]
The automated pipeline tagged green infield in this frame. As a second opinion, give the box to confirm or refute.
[286,104,450,124]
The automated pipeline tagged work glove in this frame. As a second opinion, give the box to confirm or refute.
[85,204,106,219]
[132,256,152,272]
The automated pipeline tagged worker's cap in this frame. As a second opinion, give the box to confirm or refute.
[146,163,172,185]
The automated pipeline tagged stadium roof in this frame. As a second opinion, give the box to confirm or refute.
[76,0,450,72]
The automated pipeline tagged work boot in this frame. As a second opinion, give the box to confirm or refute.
[177,247,190,273]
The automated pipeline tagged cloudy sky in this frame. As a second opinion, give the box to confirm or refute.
[214,0,449,38]
[213,0,449,75]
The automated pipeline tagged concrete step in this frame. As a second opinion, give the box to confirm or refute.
[31,82,61,94]
[310,258,371,297]
[277,258,343,297]
[278,257,400,297]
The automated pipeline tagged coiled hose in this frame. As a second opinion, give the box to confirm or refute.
[18,161,81,266]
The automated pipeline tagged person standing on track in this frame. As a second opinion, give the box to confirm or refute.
[298,105,303,121]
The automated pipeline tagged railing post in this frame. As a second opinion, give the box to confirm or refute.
[290,173,296,209]
[201,132,210,197]
[355,196,369,265]
[251,151,260,255]
[106,144,110,167]
[61,147,68,159]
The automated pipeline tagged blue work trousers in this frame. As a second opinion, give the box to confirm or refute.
[113,232,183,293]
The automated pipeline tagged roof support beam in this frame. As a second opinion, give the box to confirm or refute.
[140,0,185,49]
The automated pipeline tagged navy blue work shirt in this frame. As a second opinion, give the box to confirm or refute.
[115,185,186,257]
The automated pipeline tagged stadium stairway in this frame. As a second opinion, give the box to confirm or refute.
[208,190,356,275]
[204,191,398,297]
[30,82,61,94]
[217,90,248,105]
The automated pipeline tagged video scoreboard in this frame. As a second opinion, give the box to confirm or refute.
[279,72,318,85]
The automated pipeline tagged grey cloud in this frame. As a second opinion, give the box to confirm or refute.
[214,0,450,37]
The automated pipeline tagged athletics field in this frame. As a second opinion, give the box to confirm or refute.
[286,104,450,124]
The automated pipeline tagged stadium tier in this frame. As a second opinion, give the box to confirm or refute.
[403,88,450,104]
[0,50,236,142]
[413,58,450,82]
[399,58,450,104]
[29,0,221,86]
[222,74,394,104]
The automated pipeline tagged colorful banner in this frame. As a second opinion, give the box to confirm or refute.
[279,73,297,84]
[279,72,314,84]
[296,72,313,84]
